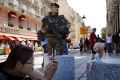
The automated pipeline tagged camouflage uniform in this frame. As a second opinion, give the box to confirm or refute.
[41,12,70,55]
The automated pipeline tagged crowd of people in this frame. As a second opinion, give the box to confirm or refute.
[79,28,120,57]
[0,40,39,55]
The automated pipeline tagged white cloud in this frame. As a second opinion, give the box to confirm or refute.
[67,0,106,35]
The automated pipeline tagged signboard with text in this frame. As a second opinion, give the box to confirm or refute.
[80,26,88,34]
[0,26,36,36]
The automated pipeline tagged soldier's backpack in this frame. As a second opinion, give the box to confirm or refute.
[37,30,45,41]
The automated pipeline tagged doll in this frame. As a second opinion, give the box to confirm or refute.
[88,42,105,71]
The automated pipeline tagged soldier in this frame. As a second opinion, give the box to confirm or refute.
[41,3,70,56]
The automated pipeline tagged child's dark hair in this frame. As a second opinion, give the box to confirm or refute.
[5,45,34,69]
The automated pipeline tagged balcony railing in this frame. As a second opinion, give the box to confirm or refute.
[0,0,43,20]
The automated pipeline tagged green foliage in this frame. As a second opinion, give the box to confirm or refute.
[100,27,107,40]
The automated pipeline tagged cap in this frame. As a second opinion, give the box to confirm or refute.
[51,3,59,8]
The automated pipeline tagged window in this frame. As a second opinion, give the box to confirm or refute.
[35,24,37,31]
[8,12,15,27]
[8,15,13,27]
[27,21,31,30]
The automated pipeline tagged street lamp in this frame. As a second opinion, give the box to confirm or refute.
[82,15,86,19]
[82,15,86,27]
[80,15,88,36]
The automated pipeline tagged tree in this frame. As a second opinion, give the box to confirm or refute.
[100,27,107,40]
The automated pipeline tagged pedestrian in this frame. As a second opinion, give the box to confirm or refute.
[106,33,112,55]
[21,40,26,46]
[63,41,69,55]
[63,32,71,55]
[85,37,89,53]
[80,37,84,53]
[34,42,38,52]
[96,34,102,42]
[89,28,97,60]
[112,32,120,55]
[0,45,58,80]
[88,42,105,72]
[3,42,10,56]
[41,3,70,57]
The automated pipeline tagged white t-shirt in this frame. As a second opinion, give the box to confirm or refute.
[106,36,112,43]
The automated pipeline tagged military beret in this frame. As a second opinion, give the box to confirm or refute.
[51,3,59,8]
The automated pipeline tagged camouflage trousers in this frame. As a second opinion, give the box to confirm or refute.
[47,36,65,56]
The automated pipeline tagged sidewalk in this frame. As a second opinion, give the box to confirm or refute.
[102,53,120,64]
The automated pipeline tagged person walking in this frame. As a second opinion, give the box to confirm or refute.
[89,28,97,60]
[80,37,84,53]
[85,37,90,53]
[112,32,120,55]
[106,33,113,55]
[41,3,70,57]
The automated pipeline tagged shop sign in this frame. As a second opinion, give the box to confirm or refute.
[0,27,20,34]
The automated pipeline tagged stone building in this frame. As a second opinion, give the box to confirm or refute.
[106,0,120,34]
[0,0,44,41]
[54,0,83,42]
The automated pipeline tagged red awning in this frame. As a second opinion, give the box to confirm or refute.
[0,33,37,41]
[11,36,25,41]
[0,35,8,40]
[3,35,15,41]
[20,37,37,40]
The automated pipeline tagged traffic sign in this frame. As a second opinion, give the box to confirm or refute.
[80,26,88,34]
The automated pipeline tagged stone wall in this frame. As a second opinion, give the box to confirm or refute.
[87,63,120,80]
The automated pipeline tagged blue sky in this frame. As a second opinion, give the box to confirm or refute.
[67,0,107,35]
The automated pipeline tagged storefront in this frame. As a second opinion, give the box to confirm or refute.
[0,25,38,54]
[0,2,42,54]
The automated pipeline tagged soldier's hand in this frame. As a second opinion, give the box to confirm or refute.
[44,59,58,80]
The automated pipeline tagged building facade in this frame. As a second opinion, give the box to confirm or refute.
[106,0,120,34]
[0,0,43,41]
[0,0,45,54]
[56,0,83,42]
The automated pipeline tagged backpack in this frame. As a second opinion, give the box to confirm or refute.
[37,30,45,41]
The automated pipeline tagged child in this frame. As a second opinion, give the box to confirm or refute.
[88,42,105,71]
